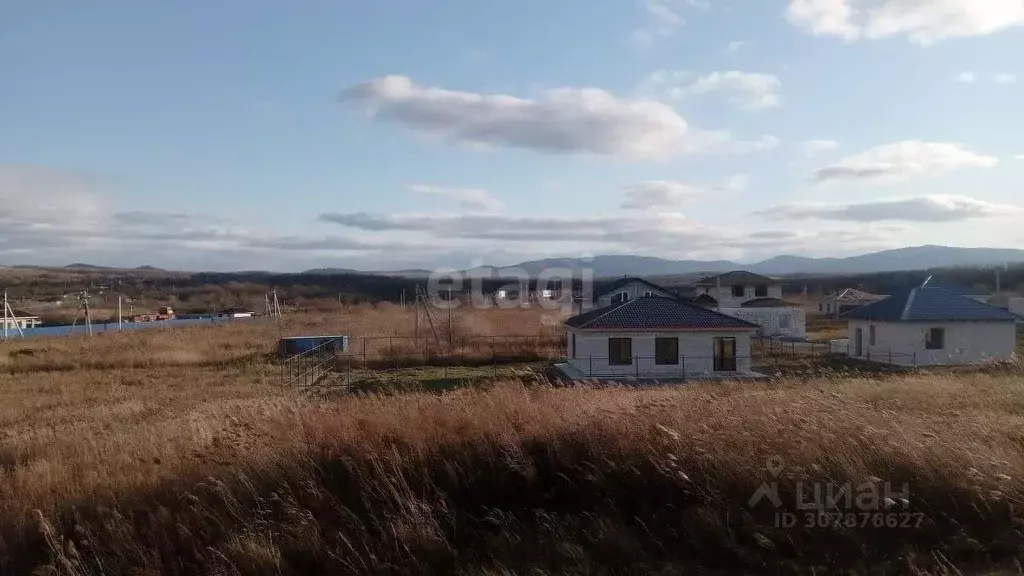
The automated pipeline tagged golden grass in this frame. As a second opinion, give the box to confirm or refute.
[2,305,1024,574]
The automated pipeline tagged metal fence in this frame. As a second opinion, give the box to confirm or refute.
[751,338,917,367]
[562,355,751,379]
[280,338,342,386]
[337,335,564,367]
[279,334,563,387]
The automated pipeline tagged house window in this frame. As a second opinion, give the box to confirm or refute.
[925,327,945,350]
[655,337,679,365]
[755,285,768,297]
[571,333,576,359]
[713,337,737,372]
[780,315,791,329]
[608,338,632,365]
[819,303,823,312]
[611,292,629,304]
[644,291,656,297]
[731,285,746,298]
[869,325,876,346]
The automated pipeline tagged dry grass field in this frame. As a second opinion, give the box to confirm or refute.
[1,305,1024,574]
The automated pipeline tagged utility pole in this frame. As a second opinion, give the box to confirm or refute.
[447,287,453,345]
[414,292,419,337]
[2,291,24,340]
[118,295,123,331]
[71,290,92,336]
[716,276,722,313]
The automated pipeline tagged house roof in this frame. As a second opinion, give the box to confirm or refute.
[841,287,1017,322]
[591,277,676,299]
[9,309,40,319]
[920,277,990,297]
[691,293,718,307]
[566,296,759,331]
[693,270,781,286]
[741,297,798,308]
[825,288,884,302]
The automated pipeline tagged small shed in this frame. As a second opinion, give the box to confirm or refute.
[278,335,349,358]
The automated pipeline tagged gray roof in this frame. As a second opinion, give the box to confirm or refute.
[591,277,677,299]
[566,296,758,331]
[920,277,991,297]
[693,270,781,286]
[841,287,1017,322]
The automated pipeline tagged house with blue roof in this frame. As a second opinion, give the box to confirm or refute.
[920,277,992,304]
[840,284,1018,366]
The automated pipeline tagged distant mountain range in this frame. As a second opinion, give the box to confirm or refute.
[5,245,1020,278]
[365,246,1024,278]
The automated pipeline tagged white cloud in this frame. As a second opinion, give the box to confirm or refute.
[409,184,504,211]
[686,71,783,110]
[342,75,778,160]
[955,71,976,83]
[631,0,710,50]
[786,0,861,40]
[0,165,423,265]
[994,72,1018,84]
[802,139,840,157]
[318,209,895,258]
[639,70,782,110]
[755,195,1023,222]
[726,40,748,53]
[1015,154,1024,160]
[809,141,999,183]
[786,0,1024,45]
[620,175,747,209]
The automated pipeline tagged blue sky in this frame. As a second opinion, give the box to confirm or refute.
[3,0,1024,271]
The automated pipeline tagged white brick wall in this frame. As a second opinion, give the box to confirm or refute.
[847,320,1016,366]
[719,307,806,339]
[566,329,754,377]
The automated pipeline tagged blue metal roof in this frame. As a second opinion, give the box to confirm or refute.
[920,277,990,297]
[841,287,1016,322]
[566,296,759,330]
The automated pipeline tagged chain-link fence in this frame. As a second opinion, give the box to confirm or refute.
[280,338,343,386]
[751,338,917,367]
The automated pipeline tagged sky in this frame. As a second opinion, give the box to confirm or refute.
[3,0,1024,272]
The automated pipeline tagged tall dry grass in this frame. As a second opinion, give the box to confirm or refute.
[1,364,1023,574]
[0,304,569,373]
[2,304,1024,573]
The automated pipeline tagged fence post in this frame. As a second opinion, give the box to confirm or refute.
[389,337,393,359]
[888,350,892,365]
[589,354,593,377]
[362,338,367,368]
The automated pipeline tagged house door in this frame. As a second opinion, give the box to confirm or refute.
[713,337,737,372]
[854,328,863,357]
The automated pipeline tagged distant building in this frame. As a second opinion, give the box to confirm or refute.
[693,271,784,308]
[586,277,680,309]
[218,307,255,318]
[2,310,42,330]
[692,272,804,339]
[820,288,887,317]
[841,286,1018,366]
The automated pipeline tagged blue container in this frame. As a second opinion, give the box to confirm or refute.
[278,335,348,357]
